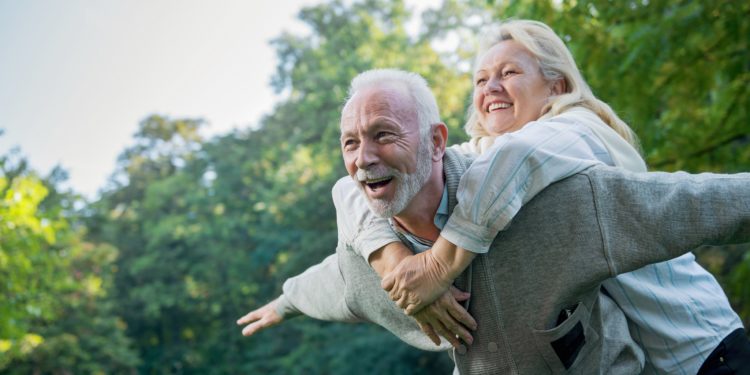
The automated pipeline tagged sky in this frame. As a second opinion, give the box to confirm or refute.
[0,0,439,199]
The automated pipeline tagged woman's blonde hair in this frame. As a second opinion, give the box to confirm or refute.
[465,19,640,150]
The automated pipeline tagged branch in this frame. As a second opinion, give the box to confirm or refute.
[651,78,747,168]
[651,133,750,169]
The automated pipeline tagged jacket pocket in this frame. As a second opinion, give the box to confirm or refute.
[530,302,600,374]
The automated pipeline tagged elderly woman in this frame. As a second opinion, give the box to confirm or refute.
[371,20,746,374]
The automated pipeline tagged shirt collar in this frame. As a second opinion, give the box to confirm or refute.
[433,184,449,230]
[390,184,449,252]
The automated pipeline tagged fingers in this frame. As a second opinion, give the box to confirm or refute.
[429,307,473,345]
[447,303,477,331]
[405,302,423,316]
[446,287,476,330]
[449,286,471,302]
[238,298,283,338]
[236,309,262,325]
[412,289,476,347]
[431,320,461,348]
[451,310,477,332]
[405,304,416,316]
[417,322,441,346]
[238,308,269,337]
[388,286,400,302]
[447,319,473,345]
[240,309,282,337]
[395,293,410,310]
[414,310,472,346]
[241,318,268,337]
[381,273,395,291]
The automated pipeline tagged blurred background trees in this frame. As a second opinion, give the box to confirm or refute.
[1,0,748,373]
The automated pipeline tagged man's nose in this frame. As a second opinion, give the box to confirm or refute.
[355,140,378,169]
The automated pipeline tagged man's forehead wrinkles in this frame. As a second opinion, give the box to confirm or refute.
[368,91,416,127]
[340,86,418,137]
[340,99,362,134]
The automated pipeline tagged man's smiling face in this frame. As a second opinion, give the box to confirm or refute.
[340,85,432,217]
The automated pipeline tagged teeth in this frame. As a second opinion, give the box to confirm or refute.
[366,176,391,184]
[488,102,511,112]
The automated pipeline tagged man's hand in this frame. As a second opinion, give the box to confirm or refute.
[237,297,284,337]
[381,249,453,315]
[414,286,476,348]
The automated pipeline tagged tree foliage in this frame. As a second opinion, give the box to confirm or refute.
[0,148,138,372]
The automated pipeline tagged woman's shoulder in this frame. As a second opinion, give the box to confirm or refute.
[543,106,602,125]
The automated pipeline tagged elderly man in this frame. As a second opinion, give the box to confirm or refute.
[238,69,750,374]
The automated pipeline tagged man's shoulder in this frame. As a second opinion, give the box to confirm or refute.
[332,176,367,209]
[545,165,620,193]
[575,165,648,190]
[538,165,652,210]
[444,147,474,175]
[516,168,602,216]
[332,176,356,196]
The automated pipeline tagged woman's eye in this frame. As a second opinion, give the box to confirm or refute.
[503,70,517,77]
[475,77,487,86]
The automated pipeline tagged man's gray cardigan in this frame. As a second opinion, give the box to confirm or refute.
[277,149,750,374]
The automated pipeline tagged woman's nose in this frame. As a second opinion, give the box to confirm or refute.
[484,76,503,94]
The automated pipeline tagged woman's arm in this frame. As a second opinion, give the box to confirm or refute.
[384,119,605,314]
[443,120,604,253]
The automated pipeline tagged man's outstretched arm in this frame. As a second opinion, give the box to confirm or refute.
[237,297,284,337]
[589,167,750,275]
[236,253,360,338]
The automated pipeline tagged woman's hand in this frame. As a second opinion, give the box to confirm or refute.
[381,249,453,315]
[237,297,284,337]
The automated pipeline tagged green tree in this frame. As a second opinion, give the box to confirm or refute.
[0,151,62,366]
[0,148,138,372]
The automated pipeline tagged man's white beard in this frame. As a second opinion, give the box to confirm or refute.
[355,140,433,218]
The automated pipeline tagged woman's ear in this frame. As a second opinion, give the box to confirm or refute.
[550,78,567,96]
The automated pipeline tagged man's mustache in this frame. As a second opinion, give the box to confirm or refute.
[355,166,401,182]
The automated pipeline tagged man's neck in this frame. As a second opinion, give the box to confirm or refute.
[392,166,444,241]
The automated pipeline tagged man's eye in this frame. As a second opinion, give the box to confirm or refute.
[376,132,392,140]
[342,139,357,150]
[503,70,517,77]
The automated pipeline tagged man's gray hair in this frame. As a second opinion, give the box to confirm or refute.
[348,69,440,139]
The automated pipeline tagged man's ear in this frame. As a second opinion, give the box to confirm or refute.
[550,78,567,96]
[431,123,448,162]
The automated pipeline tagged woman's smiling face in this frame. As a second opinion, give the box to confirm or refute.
[473,40,556,135]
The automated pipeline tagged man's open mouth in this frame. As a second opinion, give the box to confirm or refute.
[364,176,393,191]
